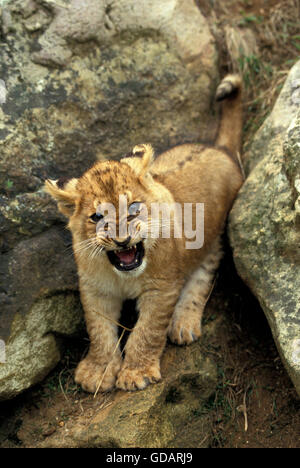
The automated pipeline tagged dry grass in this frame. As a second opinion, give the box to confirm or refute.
[204,0,300,146]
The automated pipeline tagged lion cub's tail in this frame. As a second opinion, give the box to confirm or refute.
[215,75,243,161]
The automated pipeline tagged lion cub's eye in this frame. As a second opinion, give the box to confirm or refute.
[90,213,104,223]
[128,202,142,221]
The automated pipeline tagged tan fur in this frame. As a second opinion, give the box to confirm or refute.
[45,75,243,392]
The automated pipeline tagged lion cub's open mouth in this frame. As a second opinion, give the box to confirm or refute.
[107,241,145,271]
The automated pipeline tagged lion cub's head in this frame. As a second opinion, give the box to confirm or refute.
[45,144,161,274]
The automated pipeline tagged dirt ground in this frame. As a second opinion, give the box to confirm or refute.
[0,0,299,449]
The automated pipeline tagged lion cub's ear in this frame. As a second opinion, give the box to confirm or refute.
[121,144,154,187]
[44,177,78,217]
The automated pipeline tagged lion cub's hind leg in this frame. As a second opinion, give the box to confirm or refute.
[168,239,222,345]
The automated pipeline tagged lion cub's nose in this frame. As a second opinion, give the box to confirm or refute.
[114,236,131,248]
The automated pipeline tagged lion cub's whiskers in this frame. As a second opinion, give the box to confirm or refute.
[73,238,97,254]
[73,237,106,260]
[89,244,104,260]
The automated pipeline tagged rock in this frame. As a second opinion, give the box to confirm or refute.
[30,0,216,69]
[38,341,218,448]
[0,227,84,400]
[229,61,300,396]
[0,294,83,401]
[0,0,218,399]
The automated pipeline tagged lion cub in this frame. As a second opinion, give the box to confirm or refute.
[45,75,243,392]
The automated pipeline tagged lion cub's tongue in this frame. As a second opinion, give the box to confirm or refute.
[115,247,136,265]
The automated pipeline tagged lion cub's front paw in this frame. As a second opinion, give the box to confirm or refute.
[75,356,121,393]
[168,314,201,345]
[116,363,161,391]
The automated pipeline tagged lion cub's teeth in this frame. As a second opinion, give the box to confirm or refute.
[120,262,124,267]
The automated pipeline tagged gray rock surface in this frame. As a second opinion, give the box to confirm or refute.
[30,0,216,69]
[229,61,300,396]
[0,0,218,399]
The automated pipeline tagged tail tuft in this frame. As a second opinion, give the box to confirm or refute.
[215,74,242,102]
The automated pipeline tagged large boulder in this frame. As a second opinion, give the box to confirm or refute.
[229,61,300,396]
[0,0,218,399]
